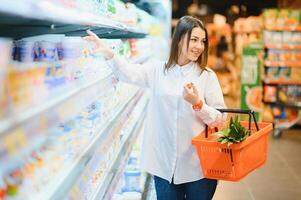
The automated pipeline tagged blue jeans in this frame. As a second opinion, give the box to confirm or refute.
[154,176,217,200]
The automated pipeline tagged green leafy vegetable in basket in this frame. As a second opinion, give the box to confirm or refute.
[213,116,250,146]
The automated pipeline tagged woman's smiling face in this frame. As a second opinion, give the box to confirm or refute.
[178,27,206,64]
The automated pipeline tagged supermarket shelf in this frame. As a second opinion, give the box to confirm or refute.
[27,90,143,200]
[263,79,301,85]
[263,101,301,109]
[0,74,118,173]
[0,73,115,137]
[101,117,145,200]
[265,44,301,50]
[90,101,147,200]
[274,115,301,130]
[265,26,301,32]
[264,60,301,68]
[0,1,147,39]
[235,30,261,34]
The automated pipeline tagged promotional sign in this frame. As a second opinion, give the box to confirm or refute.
[240,43,263,120]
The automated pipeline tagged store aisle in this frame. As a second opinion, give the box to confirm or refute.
[213,129,301,200]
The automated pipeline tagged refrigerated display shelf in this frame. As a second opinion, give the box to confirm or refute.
[0,73,115,136]
[14,89,143,200]
[41,91,145,200]
[90,98,148,200]
[264,60,301,68]
[101,116,146,200]
[0,74,117,171]
[0,1,147,39]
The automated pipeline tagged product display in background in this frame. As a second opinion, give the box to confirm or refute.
[240,43,263,120]
[234,16,262,56]
[263,9,301,30]
[262,8,301,137]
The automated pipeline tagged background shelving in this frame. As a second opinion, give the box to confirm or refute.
[262,8,301,138]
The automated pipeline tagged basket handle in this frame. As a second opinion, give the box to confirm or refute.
[204,108,260,138]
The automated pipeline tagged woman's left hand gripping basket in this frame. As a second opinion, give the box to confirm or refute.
[192,109,273,181]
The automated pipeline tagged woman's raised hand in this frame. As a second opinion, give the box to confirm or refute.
[183,82,200,106]
[83,30,114,60]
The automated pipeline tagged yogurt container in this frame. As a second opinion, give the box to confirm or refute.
[0,38,12,118]
[123,168,141,192]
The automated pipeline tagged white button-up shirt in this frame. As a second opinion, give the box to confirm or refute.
[107,56,226,184]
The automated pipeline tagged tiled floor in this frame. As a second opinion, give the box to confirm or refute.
[213,129,301,200]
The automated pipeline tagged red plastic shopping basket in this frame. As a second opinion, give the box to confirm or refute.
[192,109,273,181]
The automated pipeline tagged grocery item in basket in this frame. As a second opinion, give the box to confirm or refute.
[213,116,250,146]
[192,110,273,181]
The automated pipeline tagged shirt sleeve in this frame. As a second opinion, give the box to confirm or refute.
[195,70,227,127]
[106,54,156,88]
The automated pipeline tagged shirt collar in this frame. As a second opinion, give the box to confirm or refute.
[175,62,195,76]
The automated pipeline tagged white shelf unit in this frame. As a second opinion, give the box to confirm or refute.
[0,1,154,199]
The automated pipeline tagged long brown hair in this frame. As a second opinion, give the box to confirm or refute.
[165,16,208,72]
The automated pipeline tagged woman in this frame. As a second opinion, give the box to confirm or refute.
[85,16,226,200]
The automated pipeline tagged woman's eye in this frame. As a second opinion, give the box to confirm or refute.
[191,38,197,42]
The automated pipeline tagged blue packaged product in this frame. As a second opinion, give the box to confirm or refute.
[123,169,141,192]
[16,40,37,62]
[37,41,58,62]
